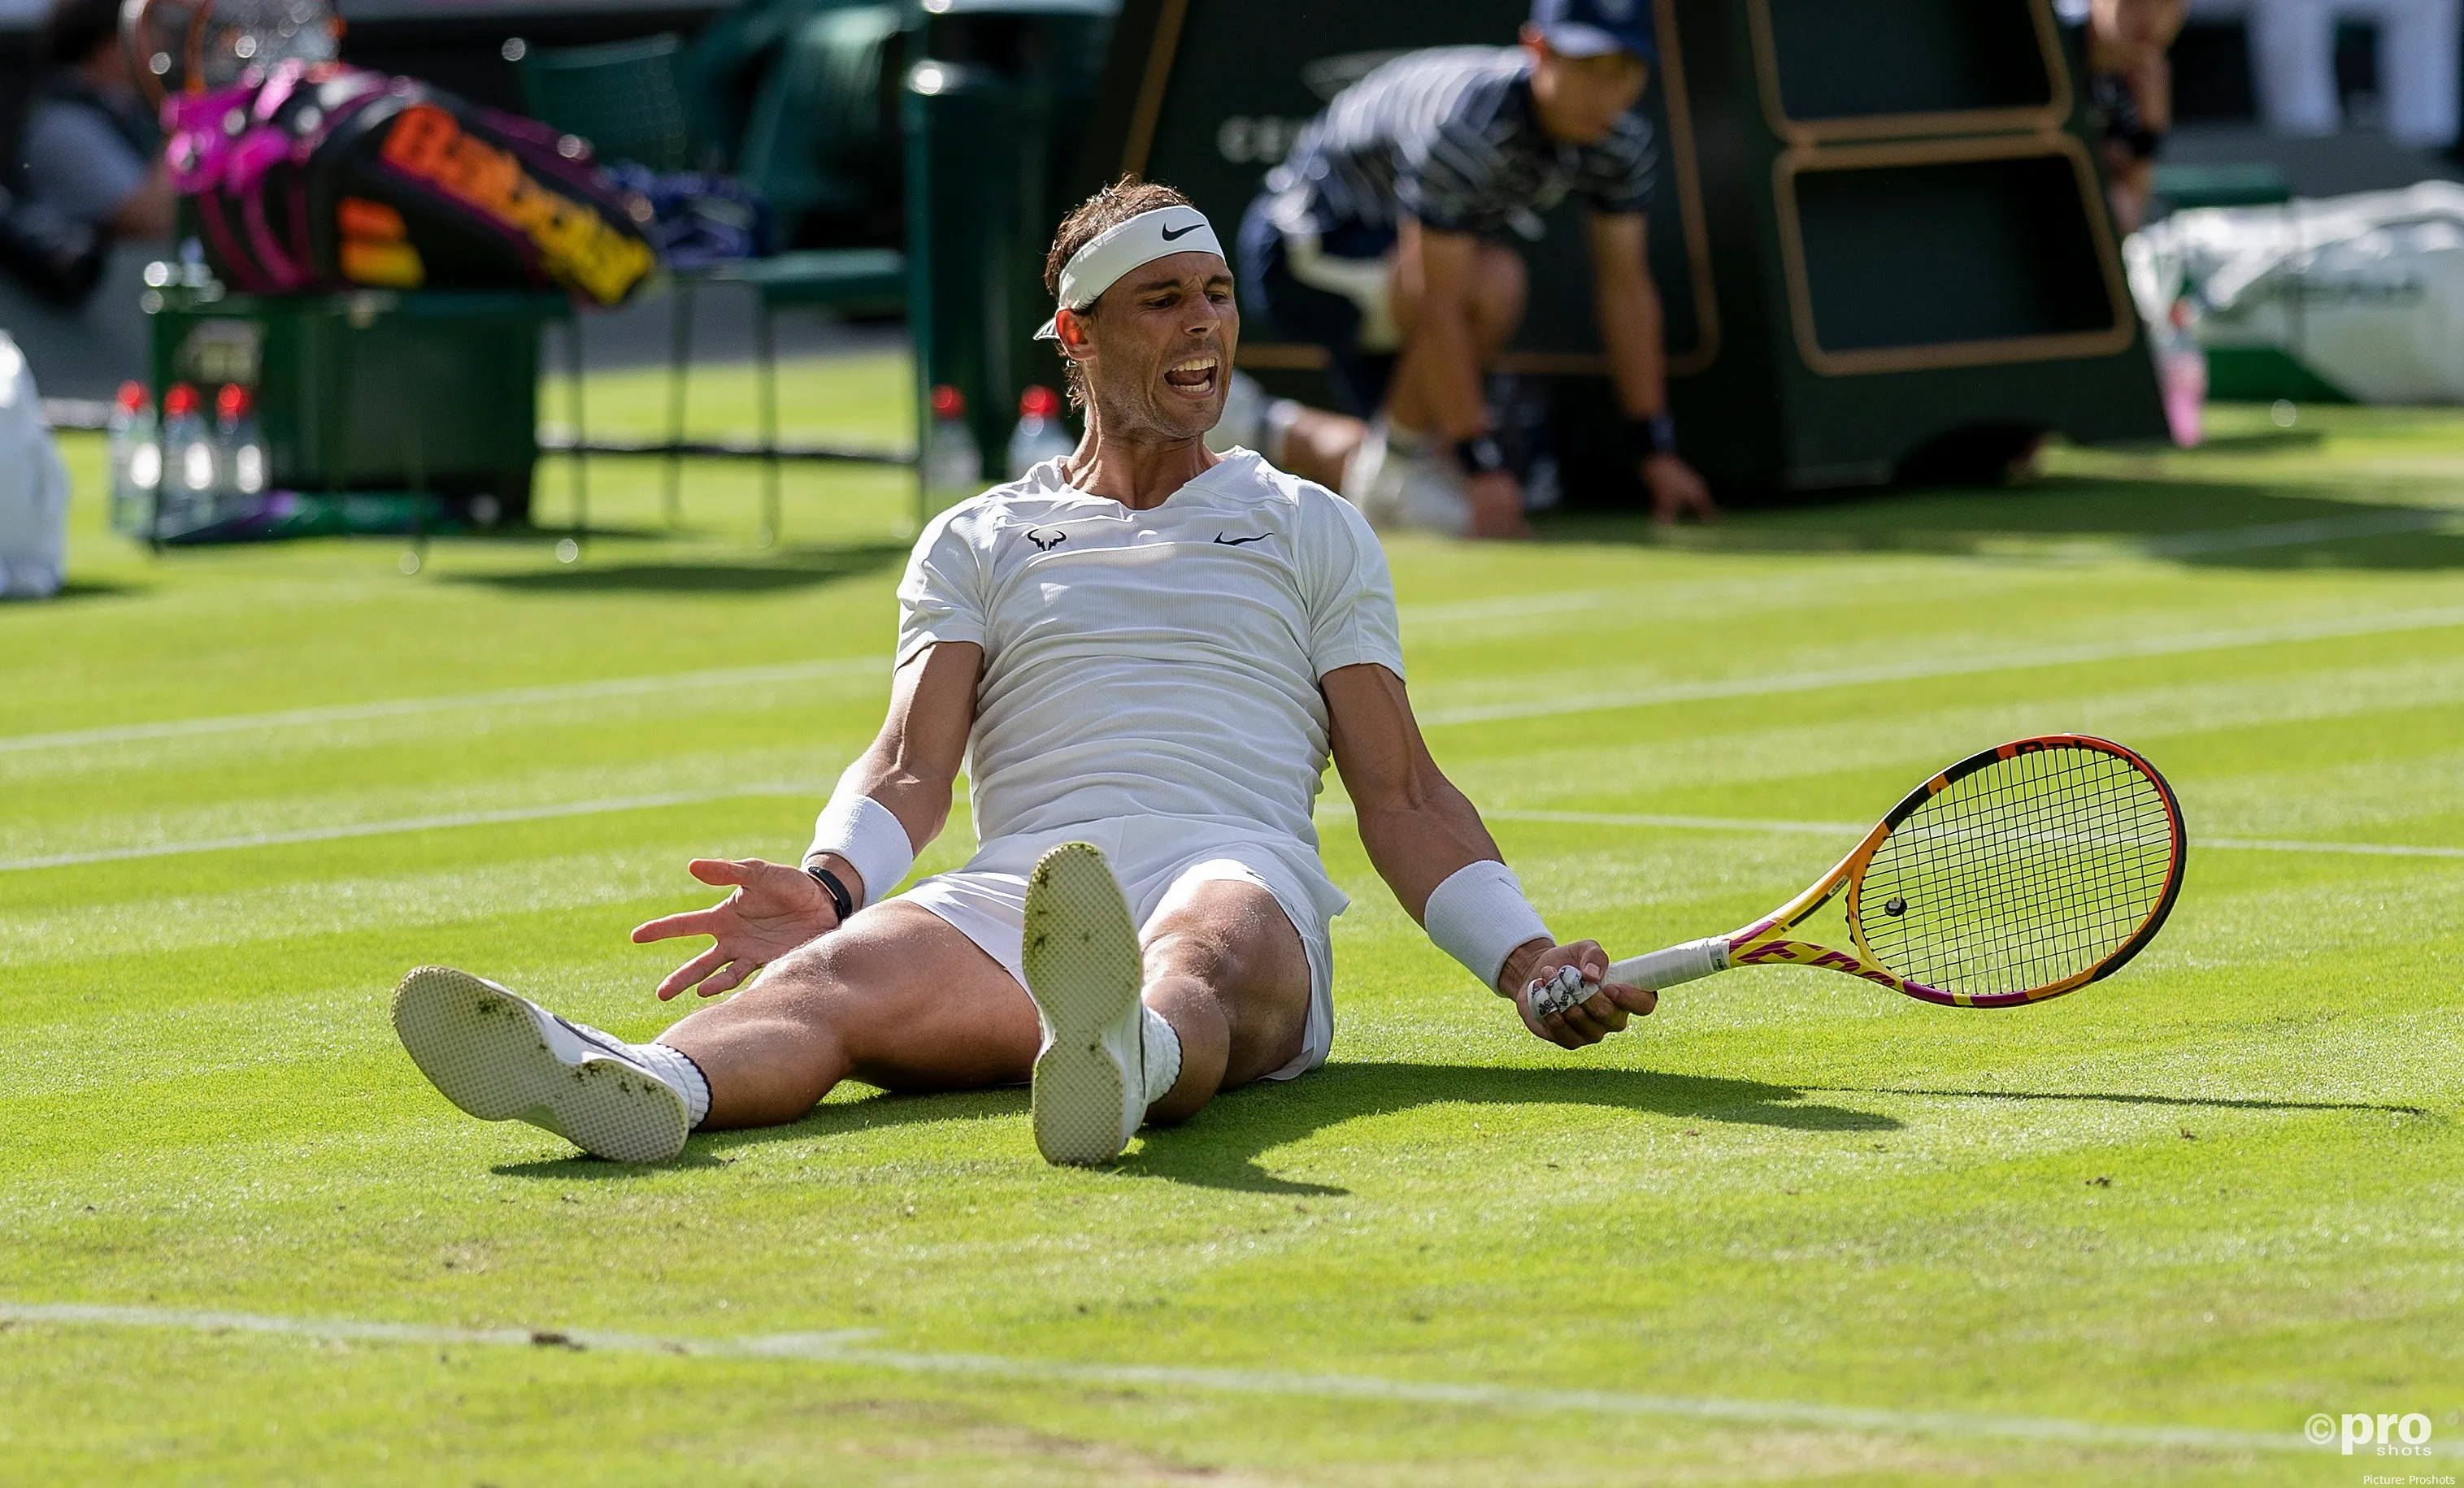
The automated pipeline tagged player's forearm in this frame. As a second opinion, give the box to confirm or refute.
[810,748,950,883]
[1354,776,1506,925]
[1326,663,1511,913]
[1597,272,1668,419]
[805,644,978,907]
[1362,787,1555,996]
[1325,663,1550,991]
[1416,301,1494,440]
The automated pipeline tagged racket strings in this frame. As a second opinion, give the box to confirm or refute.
[1854,747,2178,998]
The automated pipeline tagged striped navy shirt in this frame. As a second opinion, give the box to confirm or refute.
[1263,47,1657,242]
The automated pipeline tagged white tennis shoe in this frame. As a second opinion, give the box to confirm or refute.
[1345,418,1474,536]
[1022,842,1149,1167]
[391,965,689,1164]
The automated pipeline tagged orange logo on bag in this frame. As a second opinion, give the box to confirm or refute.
[338,196,424,288]
[379,104,652,304]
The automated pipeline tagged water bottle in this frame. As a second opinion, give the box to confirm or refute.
[1005,384,1076,479]
[2157,297,2207,449]
[923,384,983,510]
[214,383,268,514]
[159,383,216,535]
[106,381,159,537]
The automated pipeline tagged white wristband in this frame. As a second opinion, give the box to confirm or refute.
[1423,859,1553,993]
[805,792,914,909]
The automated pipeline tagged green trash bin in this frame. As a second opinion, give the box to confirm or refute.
[146,283,559,523]
[902,0,1116,477]
[904,64,1055,470]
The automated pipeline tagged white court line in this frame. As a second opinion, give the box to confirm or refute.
[0,785,821,874]
[0,657,884,757]
[6,794,2454,876]
[11,605,2464,761]
[0,589,1617,757]
[1398,590,1618,623]
[2203,836,2464,860]
[0,1301,2310,1455]
[1418,605,2464,727]
[2136,508,2463,557]
[1472,808,2464,861]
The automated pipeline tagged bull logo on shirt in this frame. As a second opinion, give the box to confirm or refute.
[1023,527,1068,552]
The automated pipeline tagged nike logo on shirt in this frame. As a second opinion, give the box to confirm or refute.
[1213,533,1271,546]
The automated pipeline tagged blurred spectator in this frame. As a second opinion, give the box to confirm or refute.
[1239,0,1718,538]
[2088,0,2188,233]
[0,332,68,599]
[1203,369,1366,491]
[2192,0,2459,147]
[24,0,175,241]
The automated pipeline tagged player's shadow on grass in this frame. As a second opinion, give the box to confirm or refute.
[487,1067,1893,1193]
[489,1087,1037,1179]
[2,578,138,604]
[1125,1063,1900,1195]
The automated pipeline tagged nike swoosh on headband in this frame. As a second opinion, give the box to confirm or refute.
[1036,206,1227,341]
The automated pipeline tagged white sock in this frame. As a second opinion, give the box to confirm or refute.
[1139,1004,1183,1110]
[632,1040,712,1128]
[554,1014,712,1126]
[1384,419,1429,458]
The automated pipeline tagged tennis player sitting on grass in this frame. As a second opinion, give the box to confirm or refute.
[391,180,1653,1168]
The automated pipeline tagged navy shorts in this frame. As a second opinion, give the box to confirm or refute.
[1236,195,1399,418]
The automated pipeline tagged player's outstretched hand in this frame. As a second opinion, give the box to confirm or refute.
[1466,470,1532,540]
[1644,453,1721,527]
[630,857,840,1001]
[1503,939,1657,1048]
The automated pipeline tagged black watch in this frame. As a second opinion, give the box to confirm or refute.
[804,863,854,922]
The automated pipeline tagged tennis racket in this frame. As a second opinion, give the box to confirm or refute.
[1530,735,2188,1016]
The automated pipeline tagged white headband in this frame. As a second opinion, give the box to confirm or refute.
[1034,205,1225,341]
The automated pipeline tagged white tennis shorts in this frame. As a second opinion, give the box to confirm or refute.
[897,814,1344,1081]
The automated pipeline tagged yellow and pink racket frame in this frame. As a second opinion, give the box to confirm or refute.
[1713,735,2188,1009]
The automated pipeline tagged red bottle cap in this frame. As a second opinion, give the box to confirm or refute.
[216,383,251,420]
[163,384,198,417]
[930,384,964,419]
[115,380,146,412]
[1019,384,1059,419]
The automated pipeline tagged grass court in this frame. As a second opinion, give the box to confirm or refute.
[2,362,2457,1483]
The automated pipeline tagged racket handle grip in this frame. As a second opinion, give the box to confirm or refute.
[1606,937,1732,991]
[1527,937,1732,1021]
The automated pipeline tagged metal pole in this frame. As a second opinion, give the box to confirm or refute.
[665,278,693,527]
[567,313,588,546]
[756,290,779,548]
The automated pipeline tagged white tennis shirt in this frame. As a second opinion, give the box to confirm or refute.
[897,449,1406,849]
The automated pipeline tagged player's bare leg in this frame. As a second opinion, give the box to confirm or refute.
[1384,240,1527,436]
[658,900,1041,1129]
[649,857,1306,1158]
[1357,240,1531,536]
[1136,875,1310,1121]
[1274,405,1370,491]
